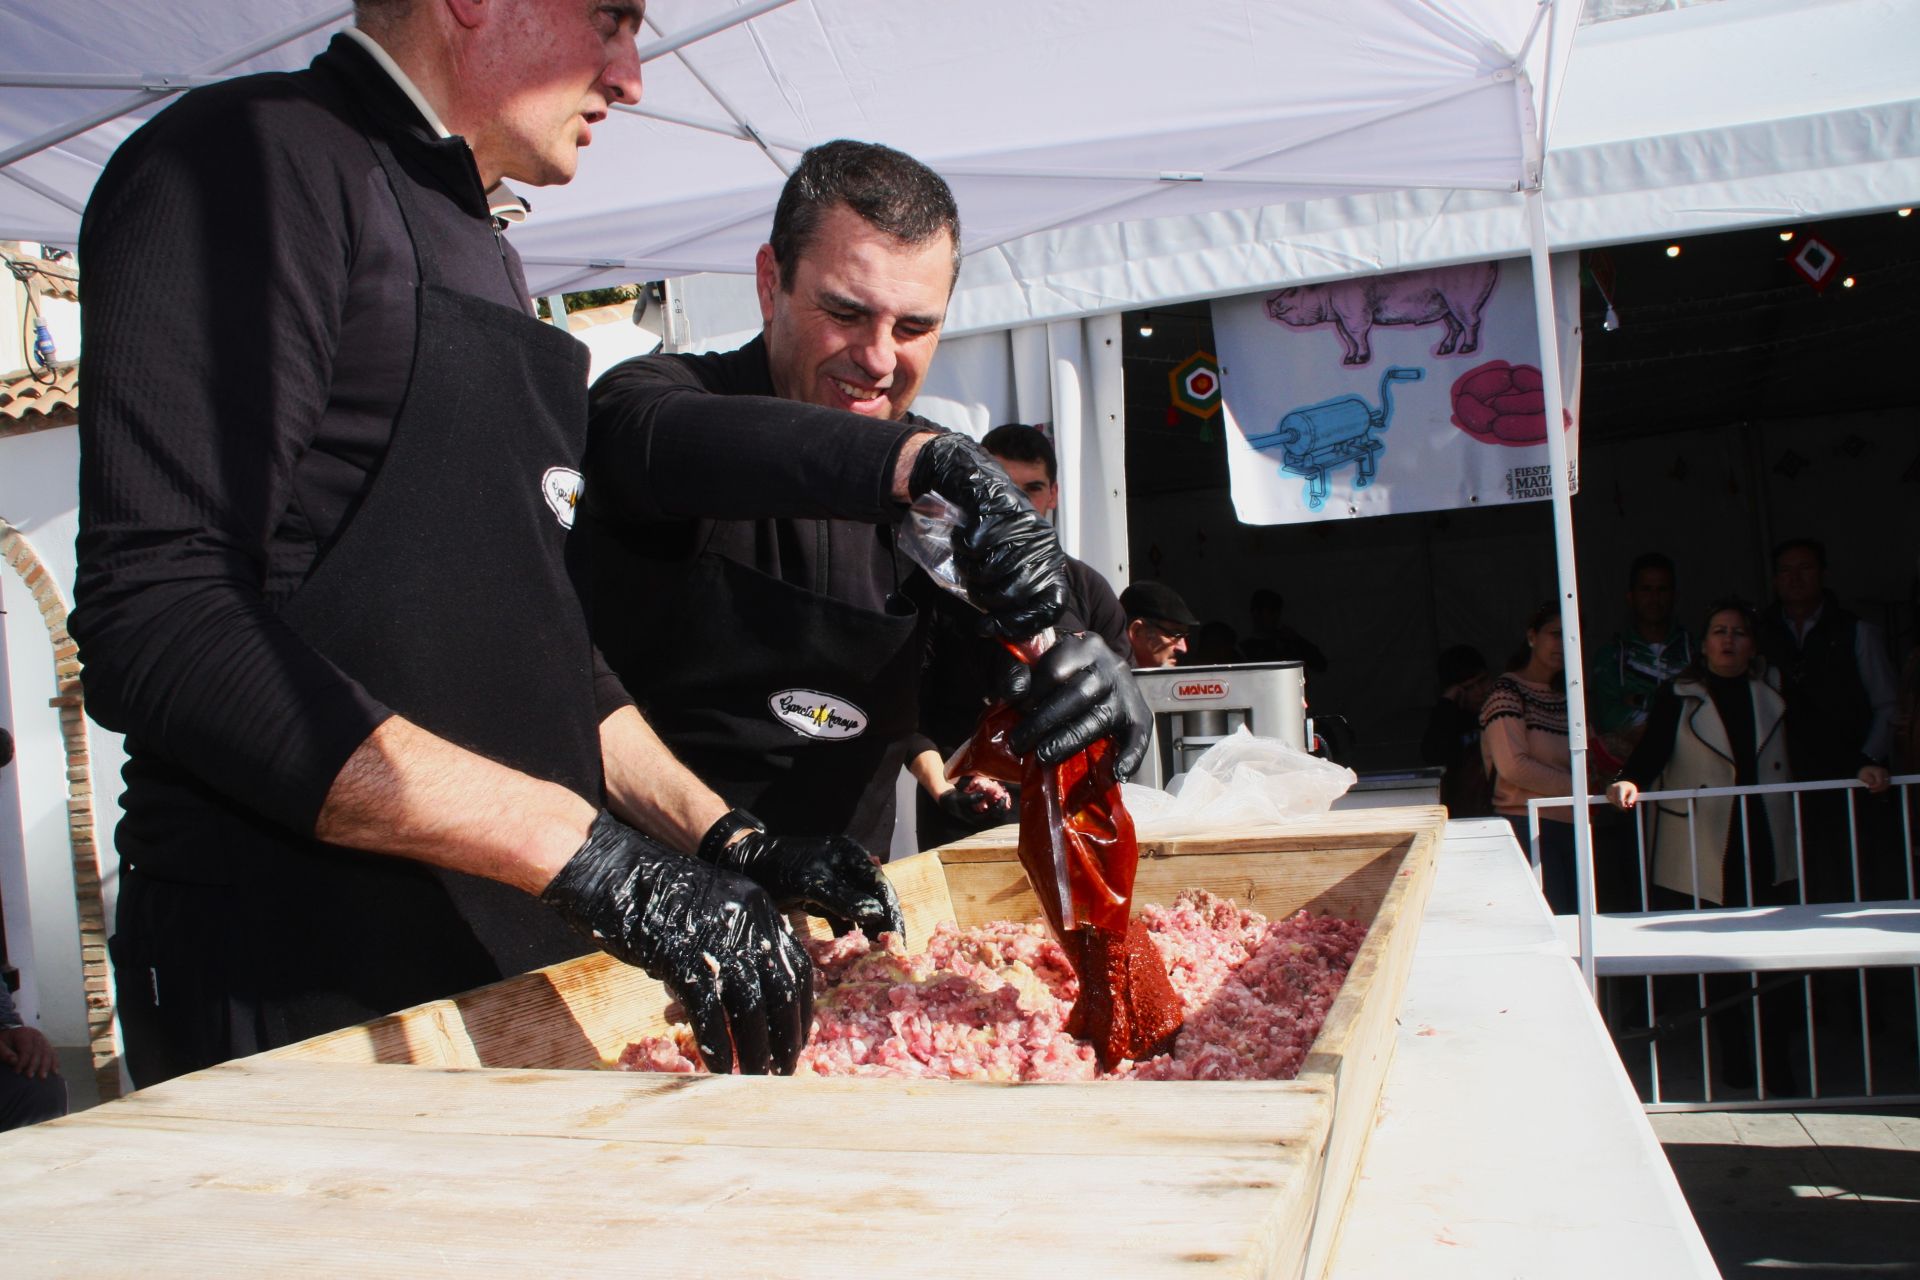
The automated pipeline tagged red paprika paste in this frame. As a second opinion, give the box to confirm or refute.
[950,702,1183,1068]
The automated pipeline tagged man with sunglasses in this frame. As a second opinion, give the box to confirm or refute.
[1121,583,1201,668]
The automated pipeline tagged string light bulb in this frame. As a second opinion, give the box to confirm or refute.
[1779,230,1795,241]
[1898,208,1913,218]
[1841,276,1856,288]
[1665,244,1682,258]
[1138,322,1154,338]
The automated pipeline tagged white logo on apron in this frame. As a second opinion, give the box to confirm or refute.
[541,467,584,529]
[769,689,868,741]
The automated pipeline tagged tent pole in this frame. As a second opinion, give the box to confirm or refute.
[1525,186,1597,994]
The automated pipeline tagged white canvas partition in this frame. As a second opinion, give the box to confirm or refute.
[904,314,1128,587]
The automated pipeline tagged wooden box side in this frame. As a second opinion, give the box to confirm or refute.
[1294,816,1442,1278]
[936,809,1433,931]
[269,848,958,1070]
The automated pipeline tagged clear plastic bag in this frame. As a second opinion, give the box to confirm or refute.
[1121,726,1355,838]
[899,493,972,606]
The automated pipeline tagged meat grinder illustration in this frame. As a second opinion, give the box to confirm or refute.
[1244,367,1424,510]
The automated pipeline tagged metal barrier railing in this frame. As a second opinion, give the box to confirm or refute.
[1525,775,1919,1111]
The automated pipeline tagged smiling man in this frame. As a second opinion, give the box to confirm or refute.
[583,141,1149,858]
[73,0,897,1086]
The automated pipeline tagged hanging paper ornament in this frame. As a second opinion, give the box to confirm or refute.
[1169,351,1222,438]
[1787,234,1843,293]
[1585,250,1621,331]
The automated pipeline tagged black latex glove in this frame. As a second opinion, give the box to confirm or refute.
[706,814,906,942]
[541,811,813,1075]
[938,782,1015,829]
[908,432,1067,638]
[999,633,1153,778]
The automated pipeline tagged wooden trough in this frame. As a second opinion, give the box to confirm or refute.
[1,807,1443,1278]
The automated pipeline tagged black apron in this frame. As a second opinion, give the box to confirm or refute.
[641,532,922,853]
[112,116,603,1089]
[271,130,602,975]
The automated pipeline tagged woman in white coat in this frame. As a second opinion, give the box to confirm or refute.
[1607,598,1798,1091]
[1608,598,1795,908]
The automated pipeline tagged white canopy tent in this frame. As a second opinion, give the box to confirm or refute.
[0,0,1571,279]
[23,0,1913,986]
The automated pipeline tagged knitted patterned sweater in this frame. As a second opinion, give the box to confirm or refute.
[1478,674,1573,819]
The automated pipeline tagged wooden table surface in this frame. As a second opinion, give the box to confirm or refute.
[4,1059,1333,1277]
[5,808,1448,1278]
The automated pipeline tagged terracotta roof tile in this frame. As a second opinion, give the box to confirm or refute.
[0,362,79,435]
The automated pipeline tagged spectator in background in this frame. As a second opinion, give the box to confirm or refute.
[1481,604,1579,913]
[1590,552,1692,766]
[0,977,66,1132]
[1608,599,1795,908]
[1898,556,1920,777]
[1422,645,1494,818]
[1758,538,1898,790]
[1757,538,1897,901]
[1181,621,1243,667]
[1121,582,1200,668]
[1241,588,1327,671]
[976,425,1130,655]
[1608,597,1799,1091]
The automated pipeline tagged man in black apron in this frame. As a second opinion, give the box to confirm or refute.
[583,142,1151,858]
[73,3,888,1086]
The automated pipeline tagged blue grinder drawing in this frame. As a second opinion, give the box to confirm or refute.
[1244,366,1424,510]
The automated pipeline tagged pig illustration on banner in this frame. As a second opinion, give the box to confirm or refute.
[1264,262,1500,366]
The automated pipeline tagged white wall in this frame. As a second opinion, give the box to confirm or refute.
[0,425,123,1047]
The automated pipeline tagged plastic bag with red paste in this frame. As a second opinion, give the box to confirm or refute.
[949,700,1184,1068]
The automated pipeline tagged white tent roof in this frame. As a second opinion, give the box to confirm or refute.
[0,0,1569,295]
[927,0,1920,335]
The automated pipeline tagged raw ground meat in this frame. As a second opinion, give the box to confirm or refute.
[616,891,1367,1082]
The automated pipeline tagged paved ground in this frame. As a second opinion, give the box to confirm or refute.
[1651,1108,1920,1278]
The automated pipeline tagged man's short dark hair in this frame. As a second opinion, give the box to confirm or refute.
[981,423,1056,484]
[1772,537,1827,570]
[769,140,961,290]
[1627,551,1675,588]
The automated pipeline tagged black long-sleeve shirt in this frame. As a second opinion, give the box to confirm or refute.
[71,37,628,856]
[581,339,929,696]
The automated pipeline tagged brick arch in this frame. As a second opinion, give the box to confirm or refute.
[0,519,119,1100]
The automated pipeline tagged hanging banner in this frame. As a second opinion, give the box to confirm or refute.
[1215,254,1581,524]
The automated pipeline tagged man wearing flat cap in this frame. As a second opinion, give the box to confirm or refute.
[1121,582,1202,669]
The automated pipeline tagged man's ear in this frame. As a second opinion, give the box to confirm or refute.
[754,244,780,324]
[443,0,487,31]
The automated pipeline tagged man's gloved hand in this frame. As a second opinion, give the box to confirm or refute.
[1000,633,1153,778]
[938,780,1015,829]
[909,432,1067,638]
[703,810,906,941]
[541,811,812,1075]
